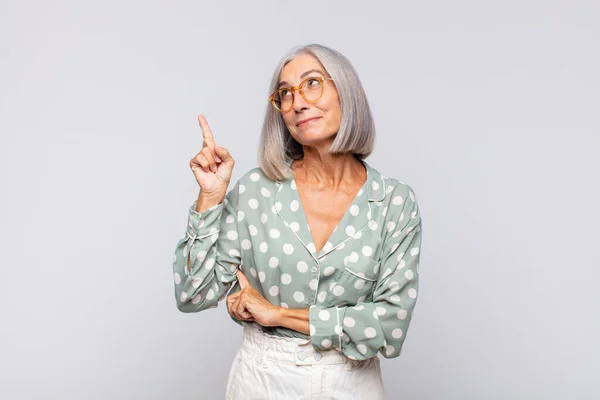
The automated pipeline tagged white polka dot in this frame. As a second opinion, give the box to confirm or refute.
[191,293,201,304]
[350,252,359,263]
[309,279,318,290]
[290,222,300,232]
[241,239,252,250]
[269,257,279,268]
[228,249,240,258]
[248,199,258,209]
[385,345,396,356]
[281,274,292,285]
[294,291,305,302]
[382,206,388,217]
[206,289,215,300]
[226,214,234,224]
[354,305,365,311]
[317,291,327,302]
[179,292,188,302]
[343,317,356,327]
[368,220,378,231]
[386,185,394,193]
[249,267,257,278]
[362,246,373,257]
[173,272,181,285]
[410,247,420,256]
[389,281,400,291]
[357,188,363,196]
[319,310,331,321]
[239,184,246,193]
[376,307,387,316]
[196,251,207,261]
[249,225,258,236]
[364,327,377,338]
[310,324,315,336]
[345,225,356,236]
[258,271,266,283]
[270,229,280,238]
[333,285,345,296]
[225,230,238,241]
[354,280,366,290]
[321,339,332,348]
[269,286,279,296]
[261,187,271,197]
[372,181,379,191]
[260,242,268,252]
[323,266,335,276]
[399,212,404,222]
[198,219,205,228]
[334,325,342,335]
[275,202,282,212]
[397,310,407,320]
[307,243,316,253]
[297,261,308,273]
[350,205,359,216]
[392,328,403,338]
[390,294,401,302]
[282,243,294,254]
[280,302,289,308]
[323,242,333,252]
[387,221,396,233]
[408,288,417,298]
[392,196,403,205]
[405,270,414,280]
[237,210,245,221]
[290,200,299,211]
[250,172,260,181]
[261,213,268,223]
[357,344,368,354]
[204,258,215,270]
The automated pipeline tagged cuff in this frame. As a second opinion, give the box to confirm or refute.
[309,304,344,351]
[186,199,224,242]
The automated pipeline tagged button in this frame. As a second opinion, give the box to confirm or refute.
[314,352,322,361]
[311,267,318,273]
[297,351,307,361]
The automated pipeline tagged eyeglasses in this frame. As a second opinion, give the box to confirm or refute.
[269,76,334,112]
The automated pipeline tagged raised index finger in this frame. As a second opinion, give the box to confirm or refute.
[197,114,215,148]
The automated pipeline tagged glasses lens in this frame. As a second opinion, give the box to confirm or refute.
[273,89,293,111]
[300,78,323,101]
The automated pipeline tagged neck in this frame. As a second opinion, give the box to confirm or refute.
[291,146,365,190]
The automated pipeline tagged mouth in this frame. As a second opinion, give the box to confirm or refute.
[296,117,321,127]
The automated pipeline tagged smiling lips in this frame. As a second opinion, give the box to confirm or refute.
[296,117,321,126]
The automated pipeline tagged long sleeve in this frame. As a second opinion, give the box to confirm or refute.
[308,184,422,360]
[172,181,242,313]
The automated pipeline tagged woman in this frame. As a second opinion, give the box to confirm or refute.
[172,43,423,399]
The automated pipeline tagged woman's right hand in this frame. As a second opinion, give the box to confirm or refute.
[189,115,235,199]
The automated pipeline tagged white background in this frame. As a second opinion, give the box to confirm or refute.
[1,0,598,398]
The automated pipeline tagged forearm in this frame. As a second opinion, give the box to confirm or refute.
[276,307,310,335]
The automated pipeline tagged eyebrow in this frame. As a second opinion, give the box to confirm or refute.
[277,69,326,89]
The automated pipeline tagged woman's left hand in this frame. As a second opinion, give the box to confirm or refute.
[227,270,282,327]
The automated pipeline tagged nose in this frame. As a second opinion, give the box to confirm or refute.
[291,90,310,112]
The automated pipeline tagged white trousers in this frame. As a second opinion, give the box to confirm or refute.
[225,323,385,400]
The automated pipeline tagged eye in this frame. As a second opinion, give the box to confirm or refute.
[306,78,321,88]
[279,88,292,99]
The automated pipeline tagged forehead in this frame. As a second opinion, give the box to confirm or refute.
[279,53,326,81]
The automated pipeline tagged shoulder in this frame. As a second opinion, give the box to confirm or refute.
[378,172,420,223]
[233,166,281,194]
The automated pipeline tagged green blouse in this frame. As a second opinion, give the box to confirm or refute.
[172,160,422,361]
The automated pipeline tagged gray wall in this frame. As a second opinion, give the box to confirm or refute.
[1,0,598,399]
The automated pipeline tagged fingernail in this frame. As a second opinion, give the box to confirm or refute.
[216,156,222,162]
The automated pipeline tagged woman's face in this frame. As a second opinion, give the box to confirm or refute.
[277,53,342,148]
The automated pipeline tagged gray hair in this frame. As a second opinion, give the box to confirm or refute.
[258,43,375,181]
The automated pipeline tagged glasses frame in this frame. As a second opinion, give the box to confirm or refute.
[269,76,334,112]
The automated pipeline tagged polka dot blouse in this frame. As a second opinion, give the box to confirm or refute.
[172,160,422,361]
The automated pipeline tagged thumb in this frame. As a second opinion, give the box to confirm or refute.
[214,145,234,166]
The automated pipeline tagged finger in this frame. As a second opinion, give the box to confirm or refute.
[200,147,218,173]
[194,153,211,173]
[232,292,253,320]
[236,270,251,289]
[198,115,216,149]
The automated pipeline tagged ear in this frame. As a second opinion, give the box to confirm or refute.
[236,269,251,289]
